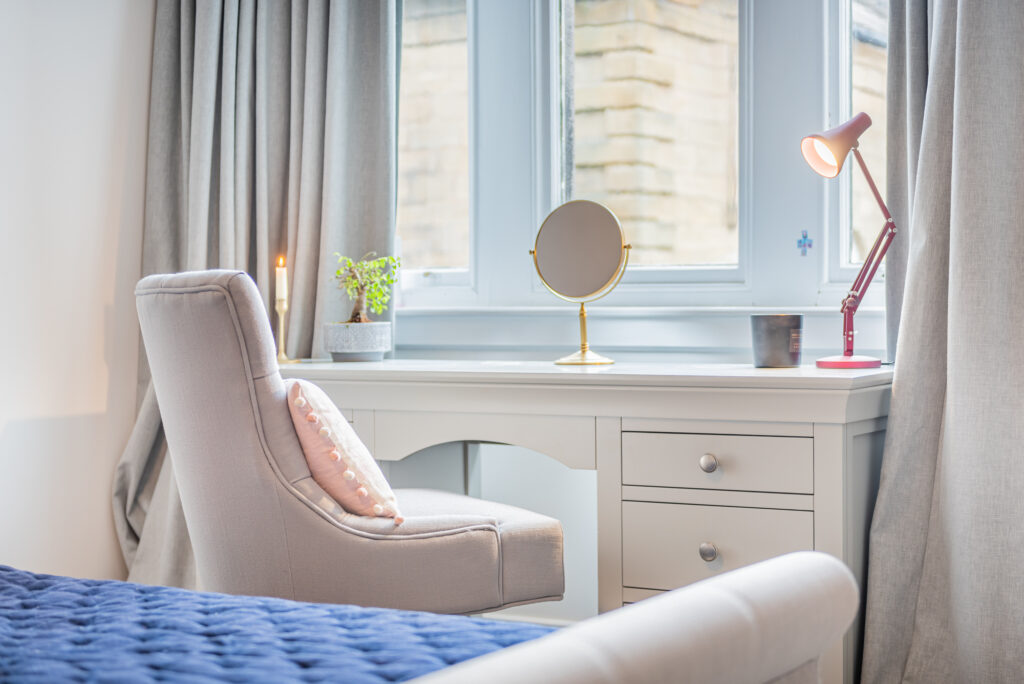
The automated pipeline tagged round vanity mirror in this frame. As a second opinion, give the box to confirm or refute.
[530,200,630,365]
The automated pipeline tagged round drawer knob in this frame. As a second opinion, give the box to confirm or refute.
[698,453,719,473]
[699,542,719,563]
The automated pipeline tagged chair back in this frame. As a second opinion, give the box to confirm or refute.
[136,270,310,597]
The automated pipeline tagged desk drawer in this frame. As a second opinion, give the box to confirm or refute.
[622,432,813,494]
[622,501,813,591]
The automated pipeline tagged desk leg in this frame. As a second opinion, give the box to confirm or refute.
[814,423,847,684]
[596,416,622,613]
[817,419,887,684]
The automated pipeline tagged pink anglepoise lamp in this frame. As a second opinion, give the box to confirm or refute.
[801,112,896,369]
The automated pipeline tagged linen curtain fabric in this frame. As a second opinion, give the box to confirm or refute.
[862,1,1024,681]
[112,0,399,588]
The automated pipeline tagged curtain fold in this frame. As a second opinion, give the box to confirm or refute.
[881,0,926,361]
[863,1,1024,681]
[113,0,399,588]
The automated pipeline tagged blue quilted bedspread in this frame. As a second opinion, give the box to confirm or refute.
[0,565,554,683]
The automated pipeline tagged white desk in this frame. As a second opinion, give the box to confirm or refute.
[280,360,892,684]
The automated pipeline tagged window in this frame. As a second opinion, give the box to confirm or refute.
[573,0,739,268]
[395,1,888,358]
[396,0,470,275]
[849,0,888,265]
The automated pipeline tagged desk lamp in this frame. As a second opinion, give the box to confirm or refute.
[801,112,896,369]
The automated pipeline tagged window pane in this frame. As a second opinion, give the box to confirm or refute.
[573,0,739,267]
[850,0,888,264]
[396,0,469,270]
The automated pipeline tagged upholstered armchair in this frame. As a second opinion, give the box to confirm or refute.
[135,270,564,613]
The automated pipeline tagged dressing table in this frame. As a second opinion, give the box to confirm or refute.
[280,359,891,684]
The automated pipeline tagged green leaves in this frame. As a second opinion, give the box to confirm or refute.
[333,252,401,320]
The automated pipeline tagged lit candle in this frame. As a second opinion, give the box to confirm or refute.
[276,255,288,301]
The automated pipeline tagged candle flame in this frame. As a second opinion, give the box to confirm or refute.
[278,255,285,268]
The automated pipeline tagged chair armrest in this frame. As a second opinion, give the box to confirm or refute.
[415,551,858,684]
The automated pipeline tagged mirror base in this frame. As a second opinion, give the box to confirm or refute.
[555,349,615,366]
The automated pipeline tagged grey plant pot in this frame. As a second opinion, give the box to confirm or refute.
[323,321,391,362]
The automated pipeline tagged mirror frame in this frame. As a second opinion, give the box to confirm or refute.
[530,199,630,303]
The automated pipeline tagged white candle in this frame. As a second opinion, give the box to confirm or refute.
[276,255,288,301]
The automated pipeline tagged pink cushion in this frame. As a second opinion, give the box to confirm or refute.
[286,379,403,524]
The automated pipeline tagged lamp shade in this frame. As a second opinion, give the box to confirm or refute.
[800,112,872,178]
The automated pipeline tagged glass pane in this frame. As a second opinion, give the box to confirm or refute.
[396,0,469,270]
[850,0,888,264]
[573,0,739,267]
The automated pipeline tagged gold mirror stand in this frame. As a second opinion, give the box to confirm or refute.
[530,244,631,366]
[556,302,611,365]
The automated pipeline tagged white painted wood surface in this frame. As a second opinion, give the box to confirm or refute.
[622,416,814,437]
[595,417,623,614]
[280,360,891,684]
[621,586,664,604]
[622,432,814,493]
[622,501,814,590]
[374,410,596,470]
[287,359,892,391]
[620,485,813,511]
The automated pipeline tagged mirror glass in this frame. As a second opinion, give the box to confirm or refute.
[534,200,625,300]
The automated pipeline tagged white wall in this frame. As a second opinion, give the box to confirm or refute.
[0,0,155,579]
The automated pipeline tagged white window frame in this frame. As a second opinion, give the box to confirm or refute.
[823,0,886,307]
[395,0,887,358]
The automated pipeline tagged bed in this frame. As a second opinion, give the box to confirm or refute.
[0,564,552,683]
[1,552,859,684]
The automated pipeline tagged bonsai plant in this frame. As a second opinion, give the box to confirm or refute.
[323,252,400,362]
[334,252,400,323]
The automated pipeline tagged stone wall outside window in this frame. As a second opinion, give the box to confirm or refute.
[396,0,887,271]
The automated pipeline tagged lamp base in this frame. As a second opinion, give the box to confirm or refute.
[555,349,614,365]
[816,354,881,369]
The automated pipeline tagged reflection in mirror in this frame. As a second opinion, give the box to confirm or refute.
[535,201,625,299]
[531,200,630,365]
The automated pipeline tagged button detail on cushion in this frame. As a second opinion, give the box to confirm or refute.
[286,379,403,524]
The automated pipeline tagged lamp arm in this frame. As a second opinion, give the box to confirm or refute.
[831,147,897,358]
[844,148,897,312]
[844,219,895,311]
[852,147,892,223]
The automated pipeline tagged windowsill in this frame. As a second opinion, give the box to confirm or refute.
[394,305,887,361]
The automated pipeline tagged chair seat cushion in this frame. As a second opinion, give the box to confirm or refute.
[396,489,565,607]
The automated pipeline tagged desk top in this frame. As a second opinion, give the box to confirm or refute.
[279,359,893,392]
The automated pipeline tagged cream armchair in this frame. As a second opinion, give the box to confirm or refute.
[136,270,563,613]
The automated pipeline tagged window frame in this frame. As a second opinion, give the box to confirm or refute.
[395,0,887,357]
[824,0,886,307]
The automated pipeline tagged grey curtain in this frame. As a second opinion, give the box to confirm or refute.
[863,1,1024,681]
[113,0,399,588]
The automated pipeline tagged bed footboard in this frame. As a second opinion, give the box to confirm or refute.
[415,551,858,684]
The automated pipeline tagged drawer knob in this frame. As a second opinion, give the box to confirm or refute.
[699,542,719,563]
[698,453,719,473]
